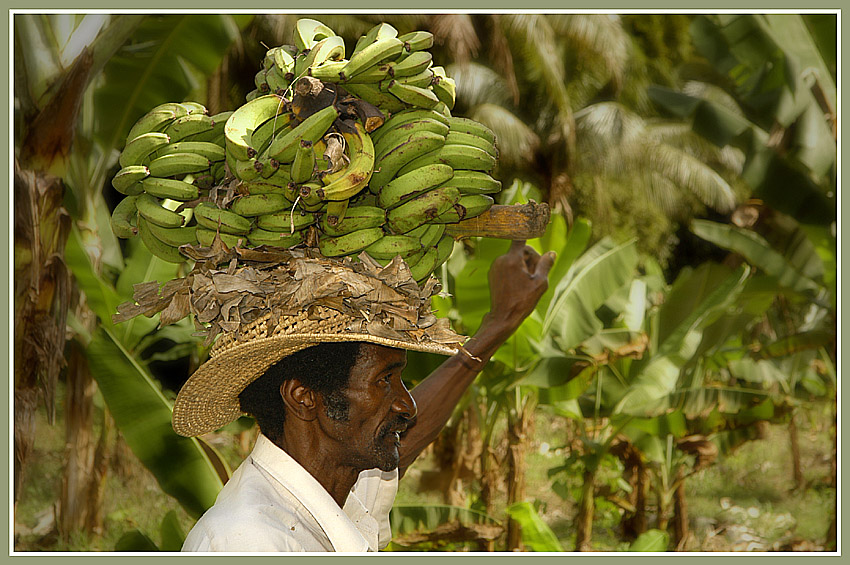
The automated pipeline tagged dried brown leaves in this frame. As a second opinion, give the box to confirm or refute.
[112,246,466,350]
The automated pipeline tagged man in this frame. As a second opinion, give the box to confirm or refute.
[179,240,555,551]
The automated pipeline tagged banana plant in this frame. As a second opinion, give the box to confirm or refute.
[14,13,250,539]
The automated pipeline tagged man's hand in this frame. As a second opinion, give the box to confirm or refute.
[486,239,556,334]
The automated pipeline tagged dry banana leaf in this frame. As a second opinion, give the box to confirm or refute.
[113,247,467,351]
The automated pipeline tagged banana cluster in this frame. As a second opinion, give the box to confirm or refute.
[110,101,234,263]
[245,19,455,119]
[110,18,502,285]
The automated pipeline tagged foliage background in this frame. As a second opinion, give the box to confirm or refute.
[11,12,838,553]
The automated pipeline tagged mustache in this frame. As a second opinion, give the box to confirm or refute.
[381,414,414,436]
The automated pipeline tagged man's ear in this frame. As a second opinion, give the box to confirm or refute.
[280,379,318,421]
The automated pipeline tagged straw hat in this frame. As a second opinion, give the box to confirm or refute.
[172,306,460,437]
[167,250,466,437]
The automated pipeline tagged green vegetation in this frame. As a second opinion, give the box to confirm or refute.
[14,13,835,552]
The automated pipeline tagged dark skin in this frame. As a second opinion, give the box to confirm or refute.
[276,240,555,507]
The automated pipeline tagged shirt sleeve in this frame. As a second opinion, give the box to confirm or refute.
[351,468,399,549]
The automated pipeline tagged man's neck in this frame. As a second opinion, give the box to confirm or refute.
[271,432,361,508]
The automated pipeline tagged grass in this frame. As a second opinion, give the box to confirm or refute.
[14,384,835,552]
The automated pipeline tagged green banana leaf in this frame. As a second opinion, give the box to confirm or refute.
[115,530,160,551]
[94,14,251,152]
[86,326,224,518]
[390,504,500,535]
[628,529,669,552]
[65,225,123,327]
[505,501,563,552]
[656,262,750,357]
[691,220,821,295]
[542,238,639,351]
[159,510,186,552]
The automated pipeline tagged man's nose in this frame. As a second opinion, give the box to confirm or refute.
[392,380,417,420]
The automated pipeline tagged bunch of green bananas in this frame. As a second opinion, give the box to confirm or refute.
[110,18,502,285]
[110,101,236,263]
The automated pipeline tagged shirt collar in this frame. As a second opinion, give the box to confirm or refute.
[249,434,373,552]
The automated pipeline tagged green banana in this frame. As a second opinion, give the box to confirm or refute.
[241,179,291,196]
[377,163,454,210]
[408,222,446,248]
[246,89,260,102]
[137,217,189,264]
[125,103,188,142]
[341,37,404,81]
[297,182,325,207]
[120,132,172,167]
[180,101,208,115]
[369,108,449,146]
[318,227,385,257]
[291,140,316,184]
[255,68,270,92]
[251,115,293,156]
[433,101,453,118]
[446,131,497,157]
[193,202,253,235]
[298,35,346,76]
[265,65,292,94]
[195,227,246,248]
[434,203,465,223]
[110,195,139,239]
[140,177,199,201]
[225,94,288,161]
[145,221,199,247]
[340,83,406,114]
[257,157,282,179]
[319,123,375,201]
[264,104,338,163]
[396,143,496,177]
[433,233,455,270]
[318,205,385,237]
[257,209,318,232]
[232,158,262,182]
[136,193,185,229]
[458,194,495,219]
[447,116,496,145]
[408,245,440,282]
[380,69,434,91]
[437,170,502,195]
[354,23,398,55]
[373,119,450,161]
[147,152,211,178]
[247,227,304,248]
[367,130,447,192]
[229,193,291,217]
[387,81,439,109]
[154,141,226,162]
[162,114,215,142]
[385,186,460,235]
[391,51,433,77]
[294,18,337,52]
[324,198,349,226]
[183,111,232,143]
[363,234,422,259]
[397,31,434,53]
[307,59,347,82]
[111,165,150,195]
[431,74,457,109]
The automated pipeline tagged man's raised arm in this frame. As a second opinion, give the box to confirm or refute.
[398,240,556,472]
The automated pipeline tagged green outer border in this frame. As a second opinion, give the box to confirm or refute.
[5,5,844,565]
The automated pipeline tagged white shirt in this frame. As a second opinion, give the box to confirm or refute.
[182,434,398,552]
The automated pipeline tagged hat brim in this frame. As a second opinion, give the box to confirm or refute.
[171,332,458,437]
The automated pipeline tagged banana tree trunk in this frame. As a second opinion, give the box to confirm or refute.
[788,410,804,490]
[505,409,530,550]
[672,466,689,551]
[13,163,71,510]
[574,467,596,551]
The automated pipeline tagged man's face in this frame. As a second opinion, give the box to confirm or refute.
[320,343,415,473]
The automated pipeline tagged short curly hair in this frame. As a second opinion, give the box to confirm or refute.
[237,342,363,444]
